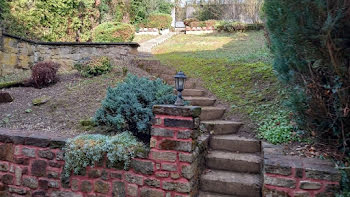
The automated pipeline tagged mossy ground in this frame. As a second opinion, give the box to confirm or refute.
[153,31,286,130]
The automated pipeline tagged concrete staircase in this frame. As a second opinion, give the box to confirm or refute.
[134,58,262,197]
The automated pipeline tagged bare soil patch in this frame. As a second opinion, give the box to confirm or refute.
[0,64,151,137]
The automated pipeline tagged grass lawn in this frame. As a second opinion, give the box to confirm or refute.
[133,35,158,43]
[153,31,287,131]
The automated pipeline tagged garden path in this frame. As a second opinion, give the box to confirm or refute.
[138,32,177,55]
[135,37,263,196]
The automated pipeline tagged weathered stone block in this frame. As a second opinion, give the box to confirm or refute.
[81,181,93,193]
[8,186,27,195]
[264,158,292,176]
[170,172,180,180]
[125,173,143,185]
[150,138,157,148]
[94,180,110,194]
[38,149,55,160]
[127,184,138,197]
[155,171,169,178]
[164,119,195,129]
[22,147,36,158]
[71,179,79,191]
[51,191,83,197]
[0,143,14,162]
[300,181,322,190]
[88,169,102,178]
[48,180,59,188]
[131,159,154,175]
[49,161,62,168]
[2,174,14,185]
[181,163,197,179]
[151,128,174,137]
[110,172,123,179]
[177,130,194,139]
[262,186,289,197]
[151,150,177,162]
[179,152,195,163]
[153,105,201,117]
[14,157,29,165]
[161,163,177,171]
[144,178,160,188]
[264,176,296,188]
[38,179,48,190]
[22,176,38,189]
[140,187,164,197]
[47,171,59,179]
[0,162,9,172]
[162,180,191,193]
[294,191,311,197]
[159,139,193,152]
[112,181,125,197]
[31,160,47,177]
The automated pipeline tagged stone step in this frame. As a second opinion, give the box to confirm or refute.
[170,81,196,89]
[198,191,234,197]
[174,89,205,97]
[134,59,161,68]
[210,134,261,153]
[200,170,261,197]
[206,150,261,173]
[147,66,176,75]
[183,97,216,106]
[200,107,226,121]
[201,120,243,135]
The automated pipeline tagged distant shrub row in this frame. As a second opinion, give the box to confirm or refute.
[183,18,264,32]
[216,22,264,32]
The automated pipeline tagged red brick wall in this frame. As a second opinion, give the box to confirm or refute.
[0,105,207,197]
[263,144,341,197]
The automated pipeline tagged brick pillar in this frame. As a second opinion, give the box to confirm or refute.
[150,105,203,197]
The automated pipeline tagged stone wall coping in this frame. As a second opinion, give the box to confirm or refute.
[153,105,201,117]
[2,32,140,48]
[263,142,341,181]
[0,128,69,148]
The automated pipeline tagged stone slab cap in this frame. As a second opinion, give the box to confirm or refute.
[153,105,201,117]
[0,128,71,148]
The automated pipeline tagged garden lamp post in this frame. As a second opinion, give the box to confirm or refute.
[174,71,187,106]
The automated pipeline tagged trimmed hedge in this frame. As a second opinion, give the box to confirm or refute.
[216,21,264,32]
[92,22,135,42]
[147,13,172,29]
[184,18,199,26]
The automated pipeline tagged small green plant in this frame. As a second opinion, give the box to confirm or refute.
[92,22,135,42]
[257,110,300,144]
[74,57,113,78]
[64,132,147,176]
[94,74,176,142]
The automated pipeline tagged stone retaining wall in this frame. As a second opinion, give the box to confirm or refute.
[0,31,139,76]
[263,143,341,197]
[0,105,208,197]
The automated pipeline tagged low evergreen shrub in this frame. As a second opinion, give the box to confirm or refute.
[74,56,113,78]
[94,74,176,142]
[264,0,350,153]
[31,61,60,88]
[147,13,172,29]
[216,21,264,32]
[92,22,135,42]
[64,132,147,176]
